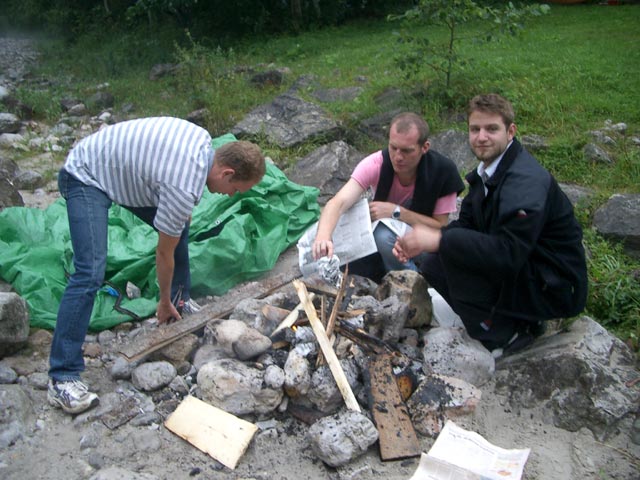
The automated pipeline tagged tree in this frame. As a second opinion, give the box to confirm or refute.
[389,1,550,97]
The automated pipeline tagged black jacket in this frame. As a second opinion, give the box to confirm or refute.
[440,139,588,321]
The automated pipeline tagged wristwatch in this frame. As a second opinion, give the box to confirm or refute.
[392,205,401,220]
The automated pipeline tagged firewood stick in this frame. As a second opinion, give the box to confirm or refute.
[316,265,349,367]
[270,293,314,337]
[326,263,348,339]
[293,279,361,412]
[335,322,397,355]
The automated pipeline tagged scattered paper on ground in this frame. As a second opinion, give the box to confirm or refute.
[164,395,258,470]
[409,421,530,480]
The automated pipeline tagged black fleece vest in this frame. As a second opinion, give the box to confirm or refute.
[373,148,464,215]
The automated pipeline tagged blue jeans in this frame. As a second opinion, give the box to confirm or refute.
[123,206,191,300]
[49,169,190,381]
[374,222,424,272]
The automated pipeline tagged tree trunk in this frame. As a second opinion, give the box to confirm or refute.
[290,0,303,32]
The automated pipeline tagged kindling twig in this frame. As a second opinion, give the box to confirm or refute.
[316,265,349,367]
[335,321,398,356]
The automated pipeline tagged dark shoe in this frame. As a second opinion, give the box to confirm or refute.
[503,331,535,356]
[491,331,535,359]
[529,320,546,337]
[47,379,99,414]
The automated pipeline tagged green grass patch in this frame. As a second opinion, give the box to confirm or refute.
[584,228,640,350]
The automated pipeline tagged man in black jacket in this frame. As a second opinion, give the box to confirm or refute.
[394,94,588,354]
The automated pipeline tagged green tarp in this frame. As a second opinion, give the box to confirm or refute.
[0,134,320,331]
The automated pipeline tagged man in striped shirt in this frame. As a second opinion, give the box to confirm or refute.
[48,116,265,414]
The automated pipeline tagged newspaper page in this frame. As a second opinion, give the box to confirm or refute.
[373,217,412,238]
[297,197,377,277]
[409,421,530,480]
[409,453,481,480]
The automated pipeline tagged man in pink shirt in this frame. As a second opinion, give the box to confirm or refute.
[313,112,464,281]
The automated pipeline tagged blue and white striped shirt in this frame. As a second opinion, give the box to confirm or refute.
[64,117,214,237]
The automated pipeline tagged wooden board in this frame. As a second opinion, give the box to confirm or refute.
[118,270,298,362]
[164,395,258,470]
[366,353,421,461]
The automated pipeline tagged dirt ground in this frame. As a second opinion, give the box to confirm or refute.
[2,306,638,480]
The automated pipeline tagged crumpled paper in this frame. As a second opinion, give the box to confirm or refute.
[316,255,342,288]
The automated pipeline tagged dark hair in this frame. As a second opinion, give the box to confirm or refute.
[215,141,265,182]
[390,112,430,145]
[468,94,515,129]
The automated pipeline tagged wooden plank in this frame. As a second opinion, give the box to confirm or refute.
[366,353,421,461]
[164,395,258,470]
[292,279,361,412]
[302,279,339,298]
[270,293,314,337]
[118,270,298,362]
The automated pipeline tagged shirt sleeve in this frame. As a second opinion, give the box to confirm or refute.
[154,184,196,237]
[351,151,383,192]
[433,192,458,215]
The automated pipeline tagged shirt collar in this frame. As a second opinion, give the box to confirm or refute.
[476,140,513,181]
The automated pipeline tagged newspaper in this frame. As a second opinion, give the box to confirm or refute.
[373,216,412,238]
[409,421,530,480]
[297,197,417,277]
[297,197,377,277]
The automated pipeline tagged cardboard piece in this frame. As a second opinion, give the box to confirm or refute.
[164,395,258,470]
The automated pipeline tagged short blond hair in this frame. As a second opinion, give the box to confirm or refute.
[215,141,265,182]
[390,112,430,145]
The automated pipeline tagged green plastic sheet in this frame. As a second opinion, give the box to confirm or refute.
[0,134,320,331]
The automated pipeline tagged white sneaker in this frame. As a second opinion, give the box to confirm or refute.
[47,379,99,414]
[182,299,202,315]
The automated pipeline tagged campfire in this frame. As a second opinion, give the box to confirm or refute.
[118,268,481,469]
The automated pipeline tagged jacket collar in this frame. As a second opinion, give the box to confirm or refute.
[466,138,522,187]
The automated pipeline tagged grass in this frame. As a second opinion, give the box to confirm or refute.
[15,4,640,349]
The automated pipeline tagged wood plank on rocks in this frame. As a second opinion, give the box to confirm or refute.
[365,353,421,461]
[118,270,299,362]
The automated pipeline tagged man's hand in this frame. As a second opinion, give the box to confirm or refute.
[313,237,334,260]
[312,178,364,262]
[393,224,442,262]
[369,201,395,221]
[156,299,182,325]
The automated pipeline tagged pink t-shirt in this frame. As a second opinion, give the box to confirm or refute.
[351,150,458,214]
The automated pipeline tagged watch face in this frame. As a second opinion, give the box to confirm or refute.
[393,207,400,219]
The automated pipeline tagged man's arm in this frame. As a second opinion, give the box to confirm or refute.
[313,178,365,259]
[369,201,448,228]
[156,231,181,324]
